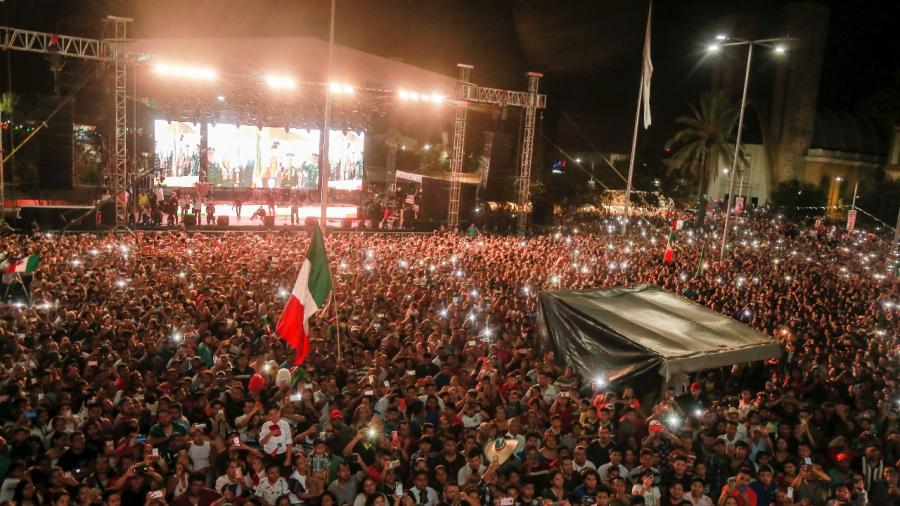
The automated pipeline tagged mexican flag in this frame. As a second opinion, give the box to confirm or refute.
[663,229,674,264]
[276,223,332,365]
[5,255,39,273]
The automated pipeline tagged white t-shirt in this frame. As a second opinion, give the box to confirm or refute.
[461,412,484,429]
[686,494,714,506]
[260,419,293,456]
[631,484,661,506]
[256,476,291,505]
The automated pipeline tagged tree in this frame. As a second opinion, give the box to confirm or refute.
[666,91,743,199]
[769,179,826,217]
[855,173,900,226]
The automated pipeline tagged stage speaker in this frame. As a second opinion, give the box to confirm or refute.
[99,200,116,226]
[183,214,197,226]
[532,200,554,226]
[216,216,230,226]
[263,216,275,227]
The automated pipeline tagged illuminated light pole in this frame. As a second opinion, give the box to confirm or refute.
[712,35,792,260]
[320,0,336,233]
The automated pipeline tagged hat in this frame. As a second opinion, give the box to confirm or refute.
[649,420,664,432]
[329,409,343,420]
[836,453,850,462]
[727,407,741,417]
[484,437,518,466]
[690,382,702,391]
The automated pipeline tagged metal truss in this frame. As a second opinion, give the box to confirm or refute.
[516,72,542,234]
[0,27,105,60]
[461,85,547,109]
[447,64,472,229]
[1,17,135,229]
[448,66,546,233]
[107,17,132,227]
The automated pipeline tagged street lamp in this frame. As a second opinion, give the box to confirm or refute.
[711,34,793,260]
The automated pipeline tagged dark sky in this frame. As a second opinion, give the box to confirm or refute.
[2,0,898,166]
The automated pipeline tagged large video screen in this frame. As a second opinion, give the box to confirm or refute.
[153,120,364,190]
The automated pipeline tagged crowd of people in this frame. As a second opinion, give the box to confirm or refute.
[0,207,897,506]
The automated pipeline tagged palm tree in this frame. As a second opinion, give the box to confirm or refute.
[666,91,744,199]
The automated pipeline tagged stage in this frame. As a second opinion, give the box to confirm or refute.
[175,203,359,227]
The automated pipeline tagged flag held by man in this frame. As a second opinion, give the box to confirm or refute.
[5,255,39,273]
[276,223,332,365]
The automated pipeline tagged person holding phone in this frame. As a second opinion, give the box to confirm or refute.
[717,468,757,506]
[172,471,221,506]
[215,460,253,499]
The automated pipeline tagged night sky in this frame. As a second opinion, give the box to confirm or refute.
[2,0,898,171]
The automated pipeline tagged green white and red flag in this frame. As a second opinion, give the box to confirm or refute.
[5,255,39,273]
[275,223,332,365]
[663,229,674,264]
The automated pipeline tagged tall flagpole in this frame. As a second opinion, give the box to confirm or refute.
[320,0,336,234]
[623,1,652,234]
[623,78,643,234]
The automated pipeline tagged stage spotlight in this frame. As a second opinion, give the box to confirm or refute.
[155,62,217,80]
[398,89,410,100]
[266,75,297,90]
[429,93,444,104]
[217,95,225,102]
[329,82,355,95]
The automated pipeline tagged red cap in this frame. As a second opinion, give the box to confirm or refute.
[649,420,664,432]
[329,409,343,420]
[836,453,850,462]
[690,382,702,390]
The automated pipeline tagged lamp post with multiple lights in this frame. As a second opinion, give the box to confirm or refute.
[709,34,791,260]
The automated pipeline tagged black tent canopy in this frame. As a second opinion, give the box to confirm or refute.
[537,284,782,388]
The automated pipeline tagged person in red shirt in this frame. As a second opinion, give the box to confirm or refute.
[718,468,758,506]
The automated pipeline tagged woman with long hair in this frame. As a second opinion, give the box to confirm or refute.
[166,455,193,499]
[12,479,42,506]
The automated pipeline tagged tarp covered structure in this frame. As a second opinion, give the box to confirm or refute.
[537,284,782,388]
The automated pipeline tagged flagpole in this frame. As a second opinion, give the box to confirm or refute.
[623,1,652,235]
[331,291,341,363]
[320,0,336,235]
[623,77,643,235]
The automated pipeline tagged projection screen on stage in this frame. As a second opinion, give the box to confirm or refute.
[153,120,364,190]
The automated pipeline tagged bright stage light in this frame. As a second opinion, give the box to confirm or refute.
[329,82,354,95]
[154,63,217,80]
[707,43,721,52]
[217,95,226,102]
[398,88,444,104]
[266,75,297,90]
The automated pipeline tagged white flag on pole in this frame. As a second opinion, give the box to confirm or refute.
[641,2,653,129]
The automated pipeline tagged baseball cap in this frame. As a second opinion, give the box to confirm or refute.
[649,420,664,432]
[329,409,343,420]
